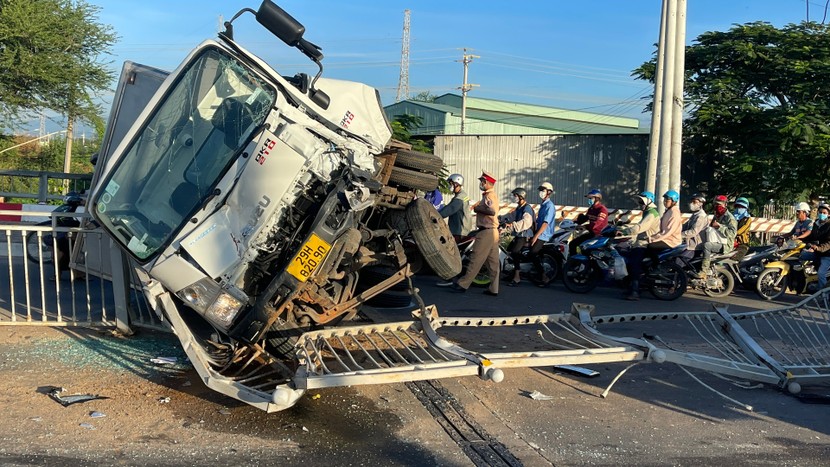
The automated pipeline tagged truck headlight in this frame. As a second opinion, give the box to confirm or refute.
[177,278,244,329]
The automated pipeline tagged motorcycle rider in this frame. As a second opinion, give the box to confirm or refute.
[531,182,557,286]
[569,189,608,256]
[500,188,536,286]
[698,194,737,279]
[733,197,752,261]
[624,190,684,300]
[438,173,472,239]
[451,171,500,296]
[619,191,660,247]
[782,202,813,243]
[801,203,830,290]
[682,193,708,255]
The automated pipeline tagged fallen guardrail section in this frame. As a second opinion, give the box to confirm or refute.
[577,290,830,395]
[164,295,645,412]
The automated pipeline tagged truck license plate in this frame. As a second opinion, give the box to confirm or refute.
[287,234,331,282]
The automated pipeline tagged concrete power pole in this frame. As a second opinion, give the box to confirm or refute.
[647,0,686,211]
[396,9,411,102]
[458,48,479,135]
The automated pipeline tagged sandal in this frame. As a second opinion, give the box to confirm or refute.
[507,280,520,287]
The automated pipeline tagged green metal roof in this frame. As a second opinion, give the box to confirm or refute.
[433,94,640,129]
[384,96,647,135]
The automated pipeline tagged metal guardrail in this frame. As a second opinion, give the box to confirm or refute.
[0,214,161,331]
[579,292,830,393]
[0,169,93,204]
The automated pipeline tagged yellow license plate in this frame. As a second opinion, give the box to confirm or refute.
[286,233,331,282]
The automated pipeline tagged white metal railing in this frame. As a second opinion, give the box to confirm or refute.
[0,214,162,330]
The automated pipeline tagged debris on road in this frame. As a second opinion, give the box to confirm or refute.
[150,357,178,365]
[525,390,555,401]
[158,397,170,404]
[47,387,110,407]
[89,411,106,418]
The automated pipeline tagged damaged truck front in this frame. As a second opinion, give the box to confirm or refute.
[89,1,460,411]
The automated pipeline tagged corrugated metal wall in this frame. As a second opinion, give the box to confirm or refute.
[434,134,649,208]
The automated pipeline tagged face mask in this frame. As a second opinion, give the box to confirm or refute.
[586,198,595,207]
[819,213,829,221]
[539,191,547,200]
[689,202,700,212]
[479,182,486,191]
[715,205,727,216]
[512,195,519,203]
[734,207,747,217]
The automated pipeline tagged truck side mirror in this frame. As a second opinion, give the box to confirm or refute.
[256,0,305,47]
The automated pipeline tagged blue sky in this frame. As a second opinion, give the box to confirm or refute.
[31,0,818,134]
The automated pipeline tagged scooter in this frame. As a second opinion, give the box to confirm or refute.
[563,226,688,300]
[25,192,84,264]
[756,241,828,300]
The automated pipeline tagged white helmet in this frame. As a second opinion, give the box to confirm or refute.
[795,202,811,213]
[559,219,577,230]
[447,173,464,186]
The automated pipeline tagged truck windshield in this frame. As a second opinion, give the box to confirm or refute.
[93,47,275,261]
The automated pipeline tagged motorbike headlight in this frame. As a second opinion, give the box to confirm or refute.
[177,278,244,329]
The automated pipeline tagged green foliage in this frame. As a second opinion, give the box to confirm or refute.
[633,21,830,202]
[0,0,116,132]
[411,90,437,102]
[391,114,432,153]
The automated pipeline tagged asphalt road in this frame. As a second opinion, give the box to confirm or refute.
[0,271,828,466]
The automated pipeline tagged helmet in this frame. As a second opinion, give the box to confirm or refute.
[690,193,706,203]
[795,202,811,213]
[663,190,680,203]
[714,195,728,205]
[539,182,553,192]
[447,173,464,186]
[511,188,527,199]
[559,219,577,230]
[818,203,830,212]
[64,192,83,208]
[585,189,602,199]
[633,191,653,207]
[734,197,750,209]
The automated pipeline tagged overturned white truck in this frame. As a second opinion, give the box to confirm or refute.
[90,1,647,411]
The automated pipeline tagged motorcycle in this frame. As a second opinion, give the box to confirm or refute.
[675,250,737,298]
[756,241,828,300]
[25,192,84,264]
[563,227,688,300]
[718,245,778,291]
[458,222,576,287]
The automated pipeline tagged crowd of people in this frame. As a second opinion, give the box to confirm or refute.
[431,170,830,298]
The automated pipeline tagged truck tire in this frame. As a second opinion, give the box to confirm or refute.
[394,149,444,173]
[406,198,462,279]
[389,167,439,192]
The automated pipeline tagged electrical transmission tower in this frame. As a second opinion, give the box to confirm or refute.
[396,9,410,102]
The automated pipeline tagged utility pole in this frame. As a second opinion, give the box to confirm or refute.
[458,48,479,135]
[396,9,410,102]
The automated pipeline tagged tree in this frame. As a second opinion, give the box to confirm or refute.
[391,114,433,153]
[0,0,116,172]
[634,21,830,203]
[410,90,437,102]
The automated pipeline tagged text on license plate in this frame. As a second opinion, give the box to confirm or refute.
[286,233,331,282]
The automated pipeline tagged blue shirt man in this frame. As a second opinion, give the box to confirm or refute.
[531,182,557,285]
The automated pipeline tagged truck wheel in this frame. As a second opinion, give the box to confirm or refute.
[390,167,439,192]
[394,149,444,173]
[406,198,462,279]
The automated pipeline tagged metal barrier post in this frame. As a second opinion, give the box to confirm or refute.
[109,239,134,335]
